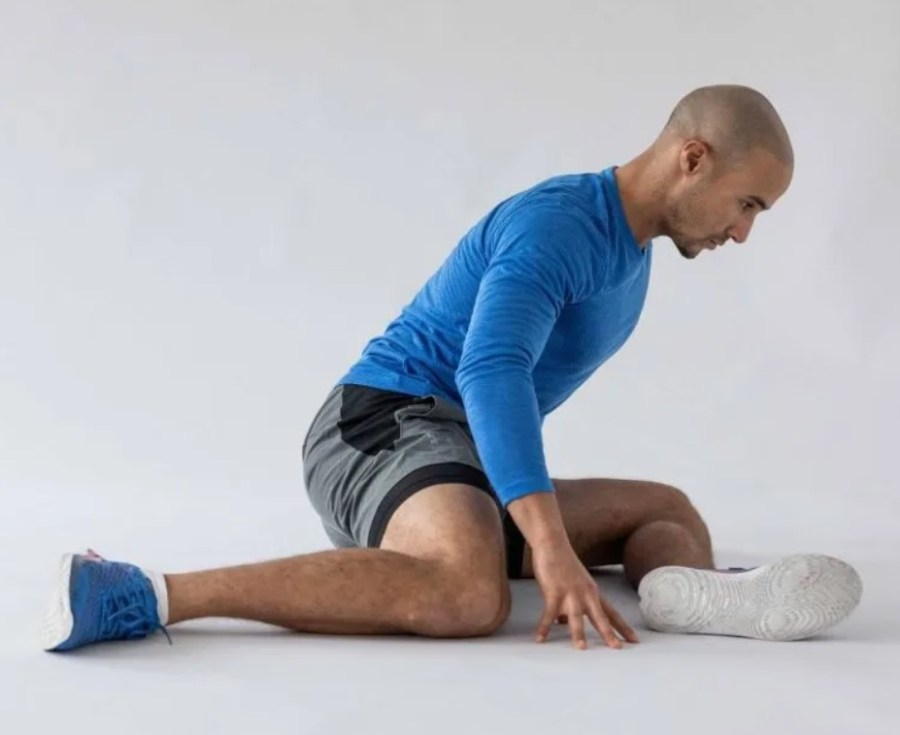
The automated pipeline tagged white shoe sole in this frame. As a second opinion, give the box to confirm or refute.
[637,554,862,641]
[41,553,75,651]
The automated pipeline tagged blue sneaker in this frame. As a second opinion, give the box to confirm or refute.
[42,550,170,652]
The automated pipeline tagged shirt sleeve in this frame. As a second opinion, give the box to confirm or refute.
[455,202,602,506]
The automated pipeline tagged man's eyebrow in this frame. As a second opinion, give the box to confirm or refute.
[749,195,770,211]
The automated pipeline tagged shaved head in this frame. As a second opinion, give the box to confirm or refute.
[662,84,794,169]
[614,84,795,261]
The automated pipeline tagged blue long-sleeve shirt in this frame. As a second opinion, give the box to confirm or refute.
[336,166,653,506]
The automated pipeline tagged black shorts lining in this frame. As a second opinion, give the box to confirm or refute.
[368,462,526,579]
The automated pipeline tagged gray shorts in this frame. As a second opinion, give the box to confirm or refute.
[301,383,525,577]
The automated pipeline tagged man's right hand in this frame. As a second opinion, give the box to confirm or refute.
[507,490,639,650]
[530,540,639,650]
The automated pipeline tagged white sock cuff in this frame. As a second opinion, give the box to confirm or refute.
[144,569,170,626]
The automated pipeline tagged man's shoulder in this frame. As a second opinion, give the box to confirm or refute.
[512,169,607,200]
[495,169,612,239]
[498,168,611,221]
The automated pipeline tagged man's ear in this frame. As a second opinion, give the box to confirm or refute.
[680,139,711,176]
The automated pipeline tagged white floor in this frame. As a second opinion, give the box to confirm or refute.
[2,489,897,735]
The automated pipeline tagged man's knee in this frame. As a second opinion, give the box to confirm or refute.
[648,483,711,543]
[407,566,511,638]
[458,573,512,635]
[377,482,512,637]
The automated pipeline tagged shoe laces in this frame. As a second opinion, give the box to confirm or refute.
[98,568,172,645]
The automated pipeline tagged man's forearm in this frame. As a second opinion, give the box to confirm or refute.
[506,491,571,552]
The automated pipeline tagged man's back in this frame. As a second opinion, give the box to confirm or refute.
[338,166,654,505]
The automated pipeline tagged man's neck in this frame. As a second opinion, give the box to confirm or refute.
[613,154,665,248]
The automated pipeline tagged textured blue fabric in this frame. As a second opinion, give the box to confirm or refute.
[52,555,165,652]
[337,167,653,506]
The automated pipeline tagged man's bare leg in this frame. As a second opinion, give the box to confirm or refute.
[167,549,456,634]
[43,484,511,651]
[520,478,714,587]
[531,477,862,641]
[165,483,510,637]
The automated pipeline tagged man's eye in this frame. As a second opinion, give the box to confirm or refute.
[741,201,753,211]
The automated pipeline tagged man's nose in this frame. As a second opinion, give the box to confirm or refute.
[727,220,753,244]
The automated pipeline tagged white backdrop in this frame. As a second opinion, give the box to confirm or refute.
[1,2,898,734]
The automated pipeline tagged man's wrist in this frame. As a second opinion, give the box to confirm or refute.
[506,490,571,552]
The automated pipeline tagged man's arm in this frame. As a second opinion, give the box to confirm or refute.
[455,203,600,511]
[505,491,569,555]
[454,204,637,649]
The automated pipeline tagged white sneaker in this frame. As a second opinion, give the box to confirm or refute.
[637,554,862,641]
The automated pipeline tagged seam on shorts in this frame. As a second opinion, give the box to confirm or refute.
[367,462,497,548]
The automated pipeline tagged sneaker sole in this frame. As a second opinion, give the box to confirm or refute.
[41,553,75,651]
[637,554,862,641]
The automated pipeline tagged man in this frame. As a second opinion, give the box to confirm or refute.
[42,84,861,653]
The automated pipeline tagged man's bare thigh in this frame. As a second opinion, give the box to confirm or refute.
[380,482,510,588]
[520,477,693,577]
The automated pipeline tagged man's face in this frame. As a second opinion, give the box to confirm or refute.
[664,146,792,259]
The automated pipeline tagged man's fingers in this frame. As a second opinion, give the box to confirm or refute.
[586,600,623,649]
[601,598,640,643]
[568,609,588,650]
[536,602,558,643]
